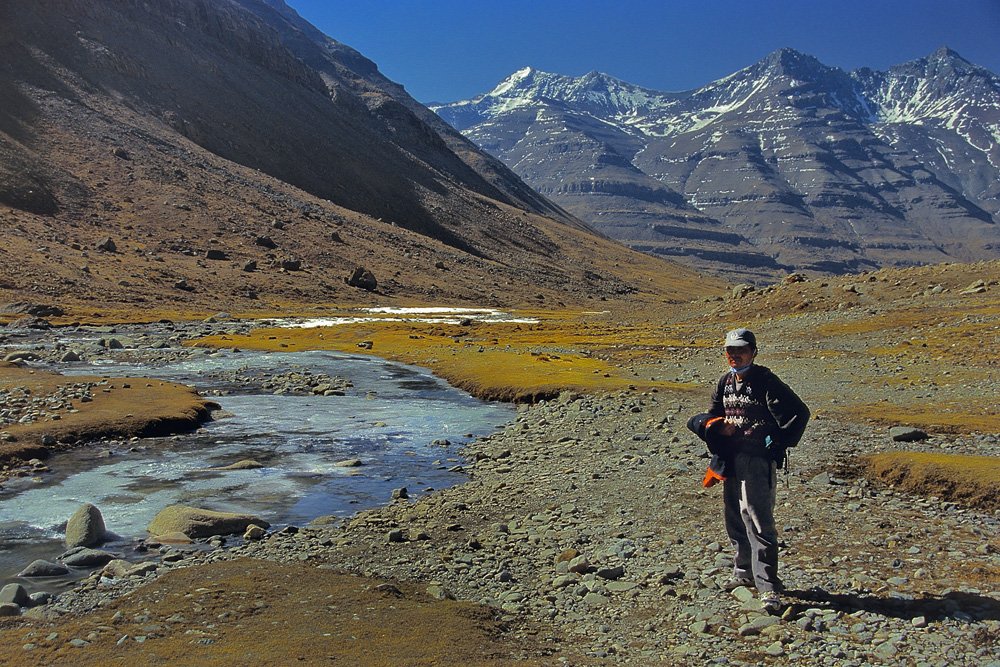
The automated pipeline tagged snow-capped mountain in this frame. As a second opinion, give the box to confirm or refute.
[432,47,1000,279]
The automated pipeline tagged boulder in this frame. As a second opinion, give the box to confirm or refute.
[65,503,106,548]
[60,548,116,568]
[3,351,41,362]
[960,279,986,294]
[346,266,378,291]
[0,583,29,607]
[146,532,193,545]
[103,559,157,579]
[5,316,52,330]
[28,591,52,607]
[889,426,929,442]
[17,559,70,577]
[244,525,266,540]
[255,235,277,249]
[147,505,270,539]
[0,302,64,317]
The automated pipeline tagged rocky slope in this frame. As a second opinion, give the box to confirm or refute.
[0,0,715,315]
[433,48,1000,281]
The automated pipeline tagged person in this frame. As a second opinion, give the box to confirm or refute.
[692,328,810,613]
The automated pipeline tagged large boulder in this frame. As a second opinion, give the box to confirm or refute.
[147,505,269,539]
[65,503,106,548]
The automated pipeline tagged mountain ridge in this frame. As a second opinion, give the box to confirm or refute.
[433,47,1000,280]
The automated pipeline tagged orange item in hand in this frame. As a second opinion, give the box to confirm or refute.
[703,466,726,488]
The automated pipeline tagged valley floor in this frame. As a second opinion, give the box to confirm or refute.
[0,261,998,665]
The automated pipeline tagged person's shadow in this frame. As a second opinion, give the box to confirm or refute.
[785,586,1000,623]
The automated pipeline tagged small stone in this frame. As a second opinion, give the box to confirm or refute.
[765,641,785,656]
[567,555,591,574]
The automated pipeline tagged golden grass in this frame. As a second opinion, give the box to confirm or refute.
[0,363,217,466]
[843,402,1000,434]
[0,559,547,667]
[188,316,700,402]
[862,451,1000,510]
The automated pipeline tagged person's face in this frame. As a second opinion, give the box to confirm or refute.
[724,345,756,369]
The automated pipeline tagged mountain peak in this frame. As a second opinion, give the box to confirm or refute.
[930,46,965,63]
[892,46,985,79]
[759,47,829,79]
[488,66,552,96]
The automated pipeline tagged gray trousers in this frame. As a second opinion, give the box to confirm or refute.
[723,452,781,592]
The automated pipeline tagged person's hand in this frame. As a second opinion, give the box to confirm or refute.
[717,420,738,437]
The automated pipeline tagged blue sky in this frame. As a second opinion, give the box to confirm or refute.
[286,0,1000,104]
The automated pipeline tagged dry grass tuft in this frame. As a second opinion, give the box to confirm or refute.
[862,451,1000,510]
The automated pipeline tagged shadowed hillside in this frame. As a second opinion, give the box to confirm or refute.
[0,0,724,316]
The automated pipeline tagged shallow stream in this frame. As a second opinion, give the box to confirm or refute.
[0,344,513,589]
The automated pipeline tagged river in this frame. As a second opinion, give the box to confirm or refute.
[0,342,514,589]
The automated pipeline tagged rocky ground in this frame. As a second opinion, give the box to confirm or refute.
[0,267,998,666]
[2,363,998,665]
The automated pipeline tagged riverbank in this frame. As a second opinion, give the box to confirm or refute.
[0,262,998,665]
[0,363,217,473]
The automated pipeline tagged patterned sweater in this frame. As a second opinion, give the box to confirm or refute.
[708,364,810,465]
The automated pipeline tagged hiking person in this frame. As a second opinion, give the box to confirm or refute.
[688,328,810,613]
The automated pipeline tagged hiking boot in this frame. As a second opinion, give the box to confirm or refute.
[723,577,753,591]
[761,590,782,614]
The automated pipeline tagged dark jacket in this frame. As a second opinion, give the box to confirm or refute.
[706,364,810,468]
